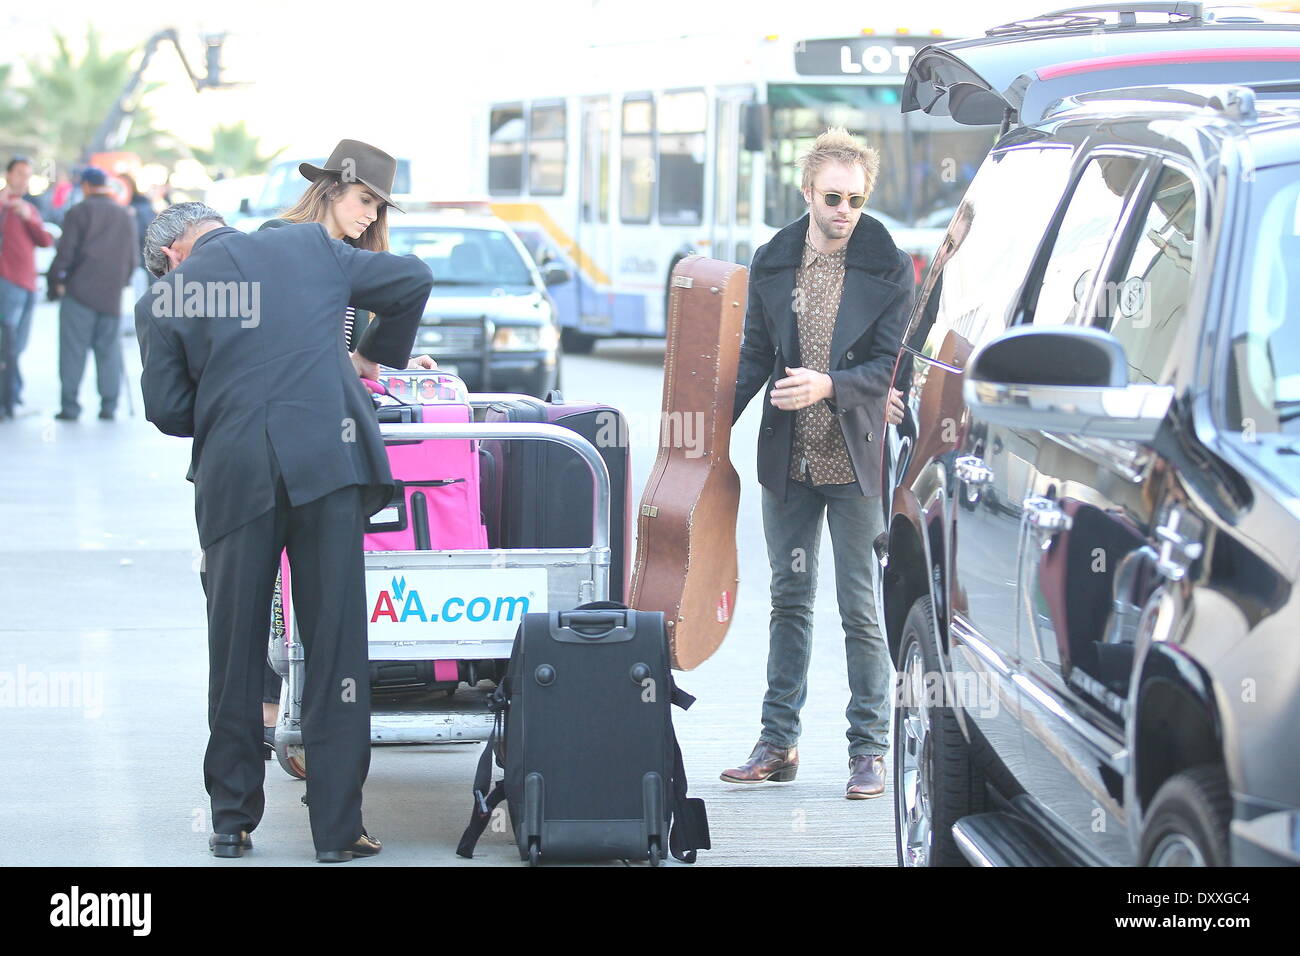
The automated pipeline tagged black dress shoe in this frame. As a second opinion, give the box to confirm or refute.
[210,831,253,858]
[54,411,78,421]
[263,726,275,760]
[316,829,382,863]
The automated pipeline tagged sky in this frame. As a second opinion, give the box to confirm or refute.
[3,0,1045,189]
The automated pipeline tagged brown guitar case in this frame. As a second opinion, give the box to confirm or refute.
[629,256,745,670]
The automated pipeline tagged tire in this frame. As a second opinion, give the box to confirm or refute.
[1140,765,1231,867]
[894,596,985,867]
[276,742,307,780]
[560,328,596,355]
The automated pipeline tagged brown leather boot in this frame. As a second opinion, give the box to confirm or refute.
[846,755,886,799]
[719,740,798,784]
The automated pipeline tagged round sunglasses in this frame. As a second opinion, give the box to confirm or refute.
[812,187,867,210]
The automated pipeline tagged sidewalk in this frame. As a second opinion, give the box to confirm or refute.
[0,299,898,866]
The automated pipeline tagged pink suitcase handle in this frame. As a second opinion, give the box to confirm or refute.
[362,377,387,395]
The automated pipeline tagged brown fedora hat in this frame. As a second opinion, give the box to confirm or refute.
[300,139,404,212]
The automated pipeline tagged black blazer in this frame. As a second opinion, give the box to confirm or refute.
[733,213,915,499]
[135,222,433,548]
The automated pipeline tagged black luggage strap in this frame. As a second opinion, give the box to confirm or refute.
[456,708,505,859]
[667,677,710,864]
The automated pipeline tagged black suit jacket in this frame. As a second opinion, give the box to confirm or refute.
[135,222,434,548]
[733,213,915,499]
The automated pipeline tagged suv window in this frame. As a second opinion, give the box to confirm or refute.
[1226,164,1300,436]
[904,146,1075,367]
[1028,155,1142,328]
[389,227,533,286]
[1099,165,1198,385]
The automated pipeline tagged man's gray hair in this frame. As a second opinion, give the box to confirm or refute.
[143,202,225,277]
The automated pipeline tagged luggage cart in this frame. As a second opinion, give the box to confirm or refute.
[267,398,612,778]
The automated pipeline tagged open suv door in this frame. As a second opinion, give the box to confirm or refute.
[902,3,1300,128]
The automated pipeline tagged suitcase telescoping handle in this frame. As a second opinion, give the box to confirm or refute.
[549,609,636,644]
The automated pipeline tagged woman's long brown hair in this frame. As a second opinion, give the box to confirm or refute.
[279,173,390,251]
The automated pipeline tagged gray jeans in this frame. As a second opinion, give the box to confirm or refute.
[59,296,123,417]
[0,277,36,413]
[759,481,890,757]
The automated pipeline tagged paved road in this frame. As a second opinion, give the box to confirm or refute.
[0,300,897,866]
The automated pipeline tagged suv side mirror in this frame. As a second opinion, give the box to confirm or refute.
[963,325,1174,442]
[542,262,570,286]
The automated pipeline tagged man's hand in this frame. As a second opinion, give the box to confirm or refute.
[406,354,438,370]
[771,366,833,411]
[350,350,380,381]
[885,387,905,426]
[6,197,33,222]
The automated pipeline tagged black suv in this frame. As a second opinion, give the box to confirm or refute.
[875,5,1300,866]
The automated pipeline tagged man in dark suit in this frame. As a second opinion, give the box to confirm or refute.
[722,128,913,799]
[136,201,433,861]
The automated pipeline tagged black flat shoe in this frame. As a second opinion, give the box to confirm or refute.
[210,831,253,858]
[316,829,381,863]
[54,411,78,422]
[262,726,275,761]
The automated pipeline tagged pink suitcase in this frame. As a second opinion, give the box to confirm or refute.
[273,373,488,709]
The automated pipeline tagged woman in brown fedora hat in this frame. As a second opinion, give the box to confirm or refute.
[257,139,435,755]
[263,139,438,362]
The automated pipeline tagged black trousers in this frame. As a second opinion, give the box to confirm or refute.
[200,473,372,853]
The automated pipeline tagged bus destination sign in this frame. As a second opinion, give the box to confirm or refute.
[794,37,922,77]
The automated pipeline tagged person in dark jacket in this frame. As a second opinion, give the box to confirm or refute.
[721,128,913,799]
[254,139,433,751]
[136,201,433,862]
[47,167,138,420]
[121,172,157,313]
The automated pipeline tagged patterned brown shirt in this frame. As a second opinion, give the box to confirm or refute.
[789,239,857,486]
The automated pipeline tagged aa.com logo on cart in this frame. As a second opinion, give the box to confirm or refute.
[369,575,533,625]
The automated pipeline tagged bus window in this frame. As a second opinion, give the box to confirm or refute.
[489,103,525,195]
[621,95,654,224]
[529,102,566,196]
[581,100,610,224]
[737,112,753,227]
[658,90,706,226]
[763,83,992,229]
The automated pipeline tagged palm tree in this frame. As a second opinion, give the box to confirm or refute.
[191,121,286,180]
[13,27,182,170]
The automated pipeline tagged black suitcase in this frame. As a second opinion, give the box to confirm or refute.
[480,393,632,603]
[457,603,709,865]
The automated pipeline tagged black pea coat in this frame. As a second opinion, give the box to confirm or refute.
[135,222,434,548]
[733,213,915,500]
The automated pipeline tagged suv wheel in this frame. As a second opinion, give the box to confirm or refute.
[894,596,985,866]
[1140,765,1231,866]
[560,328,597,355]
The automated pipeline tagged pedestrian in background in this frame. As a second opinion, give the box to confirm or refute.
[723,127,913,799]
[47,167,138,421]
[121,172,158,317]
[0,156,55,421]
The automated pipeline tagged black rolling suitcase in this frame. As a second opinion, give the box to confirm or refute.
[456,603,710,865]
[481,393,632,603]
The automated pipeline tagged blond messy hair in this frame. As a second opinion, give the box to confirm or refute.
[798,127,880,201]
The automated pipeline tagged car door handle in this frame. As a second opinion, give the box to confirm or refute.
[955,455,994,488]
[1023,495,1072,535]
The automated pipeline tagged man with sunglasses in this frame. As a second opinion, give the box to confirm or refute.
[723,127,914,799]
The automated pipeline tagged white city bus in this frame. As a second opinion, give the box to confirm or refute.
[477,27,998,351]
